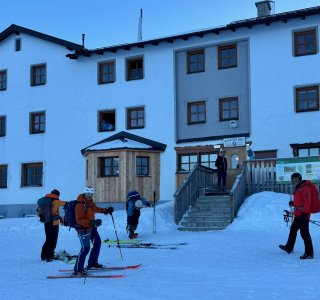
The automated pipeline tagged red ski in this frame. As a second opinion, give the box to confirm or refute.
[58,263,142,272]
[47,274,125,279]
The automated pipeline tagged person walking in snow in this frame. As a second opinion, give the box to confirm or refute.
[215,149,228,192]
[279,172,314,259]
[37,189,67,262]
[126,190,151,239]
[73,187,114,276]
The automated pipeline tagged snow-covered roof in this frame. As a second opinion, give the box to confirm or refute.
[81,131,167,154]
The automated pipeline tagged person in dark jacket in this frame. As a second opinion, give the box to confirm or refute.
[215,149,228,191]
[279,172,314,259]
[37,189,66,262]
[73,186,114,276]
[126,191,151,239]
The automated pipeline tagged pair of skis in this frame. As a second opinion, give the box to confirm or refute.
[104,239,187,250]
[47,263,141,279]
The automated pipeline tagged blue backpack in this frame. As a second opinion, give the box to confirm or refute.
[37,197,58,223]
[63,200,86,229]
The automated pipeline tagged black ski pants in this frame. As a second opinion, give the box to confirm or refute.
[286,216,313,255]
[41,222,59,260]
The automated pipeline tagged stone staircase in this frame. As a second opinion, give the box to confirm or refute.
[178,194,233,231]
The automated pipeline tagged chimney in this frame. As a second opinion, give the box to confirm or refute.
[255,1,275,17]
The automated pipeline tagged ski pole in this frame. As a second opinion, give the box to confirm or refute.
[110,214,124,260]
[153,190,156,234]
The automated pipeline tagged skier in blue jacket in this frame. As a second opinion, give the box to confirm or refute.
[126,191,151,239]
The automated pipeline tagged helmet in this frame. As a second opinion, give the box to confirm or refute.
[83,186,94,194]
[127,191,140,201]
[135,199,144,209]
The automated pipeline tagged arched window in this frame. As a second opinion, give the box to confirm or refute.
[231,154,240,169]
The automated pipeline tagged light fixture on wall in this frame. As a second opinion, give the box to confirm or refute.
[229,120,238,128]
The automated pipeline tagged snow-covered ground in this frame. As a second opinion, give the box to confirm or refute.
[1,192,320,300]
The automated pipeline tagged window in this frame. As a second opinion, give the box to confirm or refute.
[98,110,115,132]
[30,112,45,134]
[21,162,43,187]
[188,101,206,124]
[295,86,319,112]
[100,157,119,176]
[179,154,197,172]
[200,153,217,169]
[0,70,7,91]
[231,154,240,169]
[299,148,320,157]
[0,165,8,188]
[15,39,21,51]
[219,97,239,121]
[291,143,320,157]
[0,116,6,137]
[31,64,46,86]
[127,107,144,129]
[126,57,143,80]
[187,49,205,73]
[218,44,237,69]
[136,156,149,176]
[294,29,317,56]
[98,61,115,84]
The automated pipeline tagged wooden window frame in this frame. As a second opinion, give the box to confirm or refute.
[127,107,145,129]
[291,142,320,157]
[199,153,218,169]
[219,97,239,121]
[98,110,116,132]
[187,101,206,124]
[31,64,46,86]
[294,29,317,57]
[126,57,143,81]
[30,111,46,134]
[0,116,6,137]
[98,60,115,84]
[0,70,7,91]
[218,44,237,69]
[0,164,8,188]
[21,162,43,187]
[178,154,198,172]
[295,85,319,113]
[136,156,149,176]
[100,157,119,177]
[187,49,205,74]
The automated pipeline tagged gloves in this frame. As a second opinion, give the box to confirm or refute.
[104,207,114,215]
[146,202,151,207]
[90,219,102,227]
[288,201,294,207]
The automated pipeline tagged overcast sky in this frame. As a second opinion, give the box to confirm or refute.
[1,0,319,48]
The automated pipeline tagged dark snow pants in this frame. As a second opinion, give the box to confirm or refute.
[41,222,59,260]
[286,216,314,255]
[74,227,101,272]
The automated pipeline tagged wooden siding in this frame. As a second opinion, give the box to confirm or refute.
[85,149,161,203]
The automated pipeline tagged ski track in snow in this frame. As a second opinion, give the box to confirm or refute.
[1,192,320,300]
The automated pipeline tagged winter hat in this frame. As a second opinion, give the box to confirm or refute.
[135,199,144,209]
[51,189,60,196]
[127,191,140,201]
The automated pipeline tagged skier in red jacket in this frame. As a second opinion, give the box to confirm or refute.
[279,172,314,259]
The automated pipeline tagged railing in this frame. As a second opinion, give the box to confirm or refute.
[229,163,247,222]
[245,158,320,194]
[174,164,215,224]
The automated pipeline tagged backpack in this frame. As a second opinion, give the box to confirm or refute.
[63,200,86,229]
[37,197,56,223]
[308,182,320,214]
